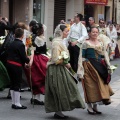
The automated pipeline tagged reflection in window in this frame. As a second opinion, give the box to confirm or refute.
[33,0,45,23]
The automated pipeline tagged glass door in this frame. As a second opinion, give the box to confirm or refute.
[33,0,45,23]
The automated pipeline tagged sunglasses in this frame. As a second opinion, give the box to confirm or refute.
[100,22,105,24]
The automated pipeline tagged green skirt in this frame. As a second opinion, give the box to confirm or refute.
[0,61,10,91]
[45,64,85,113]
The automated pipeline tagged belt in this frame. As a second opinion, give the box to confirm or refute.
[7,60,22,67]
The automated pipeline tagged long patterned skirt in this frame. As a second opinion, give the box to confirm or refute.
[25,54,49,95]
[82,61,114,104]
[45,64,85,113]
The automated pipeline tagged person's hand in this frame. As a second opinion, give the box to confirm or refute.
[5,17,8,22]
[65,63,71,69]
[71,41,78,46]
[25,63,30,69]
[27,56,31,60]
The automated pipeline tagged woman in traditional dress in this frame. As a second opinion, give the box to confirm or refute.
[45,24,85,119]
[106,24,120,59]
[77,27,114,115]
[25,23,49,105]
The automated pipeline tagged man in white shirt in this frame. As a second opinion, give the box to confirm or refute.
[67,13,88,72]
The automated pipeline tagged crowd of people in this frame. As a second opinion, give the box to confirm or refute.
[0,13,119,119]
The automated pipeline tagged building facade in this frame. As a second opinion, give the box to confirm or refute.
[114,0,120,24]
[0,0,113,46]
[84,0,113,23]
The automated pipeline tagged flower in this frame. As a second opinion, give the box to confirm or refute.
[110,65,117,71]
[0,36,5,45]
[58,51,69,60]
[26,35,33,56]
[0,36,5,40]
[26,35,32,47]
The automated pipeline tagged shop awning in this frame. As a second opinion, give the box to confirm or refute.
[84,0,108,5]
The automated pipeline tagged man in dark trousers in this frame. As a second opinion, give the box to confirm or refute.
[67,14,88,73]
[6,28,30,109]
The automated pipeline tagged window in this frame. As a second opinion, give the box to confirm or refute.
[33,0,45,23]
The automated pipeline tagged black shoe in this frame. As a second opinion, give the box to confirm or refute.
[7,95,11,99]
[11,104,16,108]
[87,109,96,115]
[12,105,27,109]
[30,98,44,105]
[102,100,111,105]
[103,101,111,105]
[93,108,102,114]
[105,102,111,105]
[20,89,25,92]
[54,114,69,119]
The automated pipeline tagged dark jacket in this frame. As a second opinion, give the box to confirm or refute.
[7,39,30,65]
[0,21,13,36]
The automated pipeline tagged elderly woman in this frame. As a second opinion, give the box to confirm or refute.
[116,24,120,51]
[77,27,114,115]
[106,24,119,59]
[45,24,85,119]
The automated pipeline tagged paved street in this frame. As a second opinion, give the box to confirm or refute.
[0,59,120,120]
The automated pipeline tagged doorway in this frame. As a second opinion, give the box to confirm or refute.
[84,5,94,26]
[54,0,66,30]
[105,6,110,23]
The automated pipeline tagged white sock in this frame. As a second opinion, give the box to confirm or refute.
[55,111,64,117]
[10,90,15,105]
[34,94,40,101]
[87,103,94,112]
[14,91,21,107]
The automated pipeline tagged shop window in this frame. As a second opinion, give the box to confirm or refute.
[33,0,45,23]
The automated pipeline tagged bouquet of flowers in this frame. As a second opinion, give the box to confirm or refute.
[58,51,75,75]
[108,64,118,75]
[26,35,33,56]
[0,36,6,46]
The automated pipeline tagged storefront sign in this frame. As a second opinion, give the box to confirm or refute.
[85,0,108,5]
